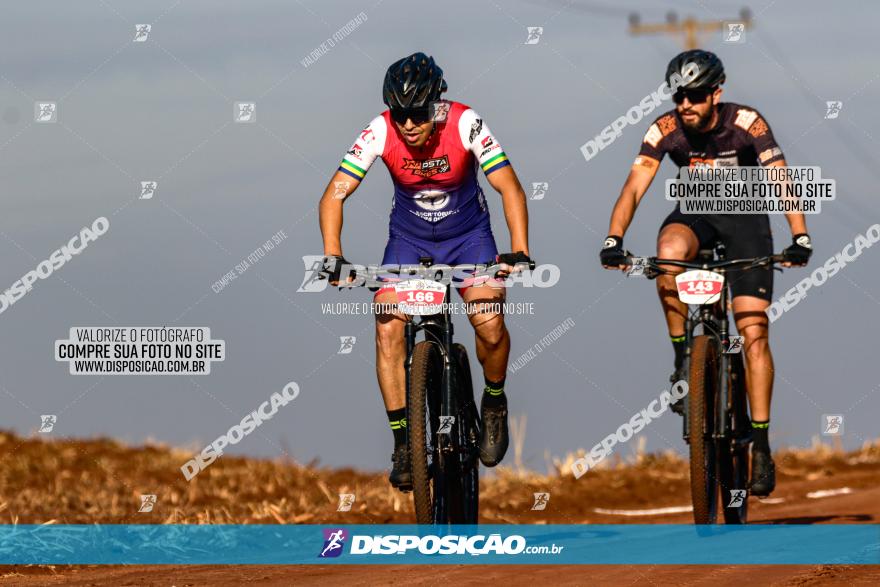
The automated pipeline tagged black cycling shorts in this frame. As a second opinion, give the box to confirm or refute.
[659,207,774,301]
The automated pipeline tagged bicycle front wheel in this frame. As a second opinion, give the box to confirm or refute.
[721,352,750,524]
[407,341,441,524]
[450,343,479,524]
[688,334,721,524]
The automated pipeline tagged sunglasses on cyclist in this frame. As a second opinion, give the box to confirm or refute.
[390,107,432,125]
[672,88,714,105]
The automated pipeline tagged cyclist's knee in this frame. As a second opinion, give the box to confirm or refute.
[657,225,698,260]
[657,236,691,260]
[473,314,506,348]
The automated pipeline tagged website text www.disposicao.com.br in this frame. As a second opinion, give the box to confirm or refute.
[318,530,564,558]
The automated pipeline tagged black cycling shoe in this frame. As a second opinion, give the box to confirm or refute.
[669,368,686,415]
[389,444,412,490]
[750,449,776,497]
[479,394,509,467]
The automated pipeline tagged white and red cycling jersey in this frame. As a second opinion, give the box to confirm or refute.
[338,101,510,241]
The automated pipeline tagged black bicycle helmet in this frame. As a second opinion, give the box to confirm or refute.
[665,49,725,90]
[382,52,447,110]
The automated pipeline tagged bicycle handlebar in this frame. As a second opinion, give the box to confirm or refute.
[319,258,537,287]
[625,253,785,278]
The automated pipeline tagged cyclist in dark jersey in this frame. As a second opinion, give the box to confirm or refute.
[318,53,532,490]
[599,50,813,497]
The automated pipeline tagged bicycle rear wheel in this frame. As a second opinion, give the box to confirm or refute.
[721,352,749,524]
[688,334,721,524]
[451,343,479,524]
[407,341,442,524]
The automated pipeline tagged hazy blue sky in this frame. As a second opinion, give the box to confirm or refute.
[1,0,877,470]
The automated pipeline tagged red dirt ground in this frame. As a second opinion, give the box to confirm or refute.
[0,432,877,584]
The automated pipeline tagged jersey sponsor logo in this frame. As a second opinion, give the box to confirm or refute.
[469,118,483,143]
[359,127,375,144]
[689,156,738,168]
[408,208,459,222]
[643,123,663,148]
[657,114,677,136]
[758,147,783,163]
[734,108,759,131]
[347,144,364,159]
[748,117,769,137]
[412,189,450,211]
[401,155,450,178]
[481,135,494,148]
[480,144,501,157]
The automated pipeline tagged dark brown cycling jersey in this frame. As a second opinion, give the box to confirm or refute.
[637,101,784,170]
[638,102,784,301]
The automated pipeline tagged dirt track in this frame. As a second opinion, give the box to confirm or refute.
[3,562,880,586]
[0,433,877,584]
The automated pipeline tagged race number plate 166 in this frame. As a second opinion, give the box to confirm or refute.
[394,279,446,315]
[675,270,724,305]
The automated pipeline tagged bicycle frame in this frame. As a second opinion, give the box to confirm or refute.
[637,247,782,443]
[403,278,458,468]
[679,248,735,443]
[321,254,528,523]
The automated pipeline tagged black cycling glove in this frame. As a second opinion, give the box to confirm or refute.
[782,234,812,266]
[599,235,627,267]
[497,251,533,267]
[321,255,356,285]
[494,251,534,278]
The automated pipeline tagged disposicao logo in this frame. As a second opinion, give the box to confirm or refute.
[319,528,348,558]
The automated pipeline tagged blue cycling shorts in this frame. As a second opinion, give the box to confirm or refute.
[375,225,500,297]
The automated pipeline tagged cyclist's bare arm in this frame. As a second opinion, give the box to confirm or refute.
[321,114,384,257]
[607,156,660,238]
[487,165,530,257]
[319,170,361,256]
[765,158,808,256]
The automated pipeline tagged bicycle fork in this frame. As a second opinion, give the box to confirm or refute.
[438,307,458,463]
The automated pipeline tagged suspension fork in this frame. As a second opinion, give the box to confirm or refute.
[683,315,693,441]
[440,286,457,454]
[403,318,416,455]
[404,318,416,382]
[715,282,731,439]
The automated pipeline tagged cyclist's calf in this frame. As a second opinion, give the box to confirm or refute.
[735,319,771,364]
[463,286,509,380]
[374,290,409,409]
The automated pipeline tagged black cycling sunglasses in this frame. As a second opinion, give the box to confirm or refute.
[390,107,432,125]
[673,88,714,105]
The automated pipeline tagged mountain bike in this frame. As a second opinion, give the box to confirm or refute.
[322,255,533,525]
[626,244,784,524]
[401,256,533,525]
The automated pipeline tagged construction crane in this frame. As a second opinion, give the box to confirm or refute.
[628,8,753,49]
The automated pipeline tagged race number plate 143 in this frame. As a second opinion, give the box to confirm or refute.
[394,279,446,315]
[675,270,724,305]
